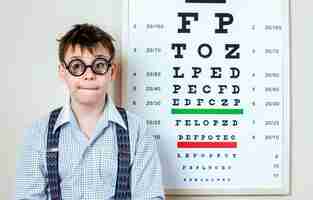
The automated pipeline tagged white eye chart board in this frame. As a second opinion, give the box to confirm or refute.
[122,0,290,195]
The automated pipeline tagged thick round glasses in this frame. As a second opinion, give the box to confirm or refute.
[63,57,112,77]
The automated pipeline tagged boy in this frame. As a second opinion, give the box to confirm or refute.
[16,23,164,200]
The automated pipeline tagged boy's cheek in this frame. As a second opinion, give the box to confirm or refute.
[63,79,78,92]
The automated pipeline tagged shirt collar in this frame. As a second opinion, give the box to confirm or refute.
[53,94,127,134]
[104,95,128,130]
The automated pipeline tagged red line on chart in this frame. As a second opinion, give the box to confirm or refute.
[177,141,237,148]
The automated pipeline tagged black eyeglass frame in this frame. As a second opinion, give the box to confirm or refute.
[62,57,113,77]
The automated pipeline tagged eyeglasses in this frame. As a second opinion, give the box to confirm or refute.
[63,57,112,77]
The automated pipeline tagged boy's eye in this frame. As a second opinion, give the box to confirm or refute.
[69,61,85,74]
[72,64,81,70]
[95,62,105,69]
[93,60,108,72]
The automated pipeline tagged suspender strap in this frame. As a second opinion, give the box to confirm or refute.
[46,107,63,200]
[115,107,131,200]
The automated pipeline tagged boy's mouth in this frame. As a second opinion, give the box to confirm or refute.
[79,87,99,90]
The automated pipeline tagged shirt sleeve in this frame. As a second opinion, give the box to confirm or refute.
[16,123,48,200]
[130,117,165,200]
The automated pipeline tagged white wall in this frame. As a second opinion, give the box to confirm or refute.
[0,0,312,199]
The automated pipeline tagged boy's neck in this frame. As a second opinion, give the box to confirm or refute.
[69,95,108,140]
[70,95,107,125]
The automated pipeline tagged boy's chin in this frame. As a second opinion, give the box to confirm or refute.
[74,95,106,106]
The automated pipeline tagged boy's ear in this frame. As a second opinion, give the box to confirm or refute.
[58,63,66,80]
[110,63,118,80]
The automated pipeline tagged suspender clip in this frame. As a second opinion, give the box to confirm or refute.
[47,147,59,153]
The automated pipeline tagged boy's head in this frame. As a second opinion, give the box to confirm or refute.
[58,23,117,107]
[58,23,115,63]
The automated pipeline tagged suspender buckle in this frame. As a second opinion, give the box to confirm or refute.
[47,147,59,153]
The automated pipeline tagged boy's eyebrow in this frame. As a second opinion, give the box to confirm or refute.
[68,56,81,60]
[68,54,110,60]
[94,54,110,58]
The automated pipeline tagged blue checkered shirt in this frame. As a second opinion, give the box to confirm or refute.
[16,96,164,200]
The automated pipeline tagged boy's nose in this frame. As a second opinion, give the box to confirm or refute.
[83,67,96,80]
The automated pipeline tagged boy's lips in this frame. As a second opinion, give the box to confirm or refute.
[79,86,100,90]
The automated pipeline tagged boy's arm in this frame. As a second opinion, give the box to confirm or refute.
[16,126,48,200]
[130,117,165,200]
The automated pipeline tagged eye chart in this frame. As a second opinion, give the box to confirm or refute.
[122,0,290,195]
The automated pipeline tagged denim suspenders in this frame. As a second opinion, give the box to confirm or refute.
[46,107,131,200]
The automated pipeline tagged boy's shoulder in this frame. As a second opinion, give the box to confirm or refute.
[124,109,143,122]
[122,109,151,139]
[26,112,51,132]
[124,108,146,126]
[21,112,52,151]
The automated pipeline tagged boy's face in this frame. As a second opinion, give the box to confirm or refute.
[59,44,117,107]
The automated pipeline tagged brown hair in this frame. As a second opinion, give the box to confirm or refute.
[57,23,115,62]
